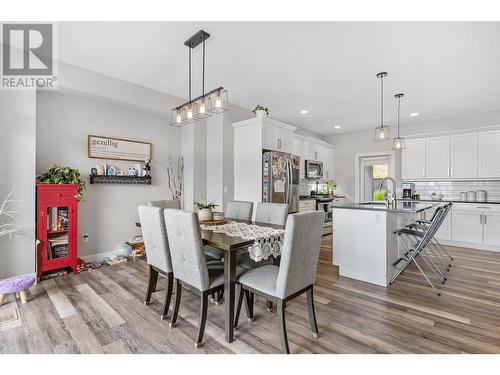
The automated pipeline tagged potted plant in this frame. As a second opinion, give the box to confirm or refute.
[194,201,218,221]
[37,166,86,202]
[252,105,269,118]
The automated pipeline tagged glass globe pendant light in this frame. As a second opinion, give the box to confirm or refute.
[374,72,390,141]
[393,93,406,150]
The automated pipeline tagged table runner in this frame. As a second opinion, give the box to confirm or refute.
[200,222,285,261]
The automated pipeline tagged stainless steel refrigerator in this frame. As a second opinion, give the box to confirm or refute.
[262,151,300,213]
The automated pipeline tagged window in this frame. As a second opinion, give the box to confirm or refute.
[372,164,388,179]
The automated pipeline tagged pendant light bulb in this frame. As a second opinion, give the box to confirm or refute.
[175,109,182,123]
[199,99,206,114]
[215,91,222,108]
[187,104,193,119]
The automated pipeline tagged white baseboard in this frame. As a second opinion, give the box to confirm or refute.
[439,239,500,253]
[79,250,126,263]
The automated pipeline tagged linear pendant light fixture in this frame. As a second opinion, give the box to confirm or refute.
[170,30,229,127]
[393,93,406,150]
[374,72,390,141]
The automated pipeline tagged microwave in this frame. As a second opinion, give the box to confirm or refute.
[305,160,323,179]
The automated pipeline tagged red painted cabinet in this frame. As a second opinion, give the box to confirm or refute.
[36,184,78,279]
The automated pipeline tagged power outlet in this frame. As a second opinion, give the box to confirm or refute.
[82,233,89,243]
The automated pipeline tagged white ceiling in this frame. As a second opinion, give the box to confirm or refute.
[57,22,500,135]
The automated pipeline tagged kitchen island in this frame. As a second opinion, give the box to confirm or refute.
[332,201,436,286]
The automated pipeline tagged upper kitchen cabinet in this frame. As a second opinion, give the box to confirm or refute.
[323,146,335,180]
[402,138,426,180]
[292,135,306,157]
[478,130,500,178]
[262,121,294,153]
[451,133,478,178]
[425,136,451,178]
[306,140,322,161]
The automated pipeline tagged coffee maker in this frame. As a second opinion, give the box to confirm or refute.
[402,183,415,199]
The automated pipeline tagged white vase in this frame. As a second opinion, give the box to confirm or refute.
[255,110,267,119]
[198,208,213,221]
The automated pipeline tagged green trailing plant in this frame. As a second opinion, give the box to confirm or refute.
[252,105,269,115]
[194,201,218,210]
[37,166,86,202]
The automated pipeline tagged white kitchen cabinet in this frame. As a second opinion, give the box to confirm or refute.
[262,123,293,153]
[292,136,306,157]
[426,136,451,178]
[402,138,426,180]
[451,133,478,178]
[324,147,335,180]
[478,130,500,178]
[292,135,306,178]
[483,211,500,247]
[451,209,483,244]
[306,141,322,161]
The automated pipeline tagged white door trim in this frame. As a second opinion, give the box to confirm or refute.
[355,151,396,203]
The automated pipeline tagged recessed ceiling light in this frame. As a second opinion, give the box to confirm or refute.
[300,110,308,114]
[334,125,341,129]
[409,112,419,117]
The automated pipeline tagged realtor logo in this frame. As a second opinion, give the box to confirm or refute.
[1,23,58,89]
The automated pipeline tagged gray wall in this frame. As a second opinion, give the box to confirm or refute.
[36,91,182,259]
[325,110,500,201]
[0,90,36,279]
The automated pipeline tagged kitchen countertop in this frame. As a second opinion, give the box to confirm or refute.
[331,201,436,213]
[398,198,500,205]
[299,195,345,201]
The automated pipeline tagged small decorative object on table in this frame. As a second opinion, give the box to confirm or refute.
[195,201,218,221]
[212,211,225,221]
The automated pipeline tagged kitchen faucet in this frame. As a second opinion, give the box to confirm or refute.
[378,177,397,207]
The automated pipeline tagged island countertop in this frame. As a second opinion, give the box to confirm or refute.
[331,201,436,214]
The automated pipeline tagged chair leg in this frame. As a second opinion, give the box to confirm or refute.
[195,292,209,348]
[306,286,319,338]
[0,294,4,306]
[266,300,273,312]
[19,290,29,304]
[244,290,254,320]
[277,300,290,354]
[235,284,245,327]
[161,273,174,320]
[144,265,159,305]
[170,279,182,327]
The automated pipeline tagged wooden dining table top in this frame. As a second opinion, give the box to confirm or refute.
[135,218,285,251]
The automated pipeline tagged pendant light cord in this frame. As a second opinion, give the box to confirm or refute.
[188,47,192,102]
[202,41,205,96]
[380,74,384,126]
[397,95,401,137]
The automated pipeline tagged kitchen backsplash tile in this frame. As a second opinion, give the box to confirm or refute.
[408,180,500,201]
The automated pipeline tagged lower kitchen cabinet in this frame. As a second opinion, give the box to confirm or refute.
[483,211,500,247]
[451,210,483,244]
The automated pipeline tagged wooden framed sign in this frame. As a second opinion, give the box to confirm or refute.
[88,135,152,162]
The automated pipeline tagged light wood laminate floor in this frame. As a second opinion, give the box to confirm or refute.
[2,235,500,354]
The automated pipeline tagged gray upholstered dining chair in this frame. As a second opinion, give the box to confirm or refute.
[238,202,289,311]
[148,199,181,209]
[137,205,174,320]
[205,200,254,261]
[234,211,324,354]
[255,202,289,226]
[164,208,243,348]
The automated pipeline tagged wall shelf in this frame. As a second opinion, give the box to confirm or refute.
[89,175,152,185]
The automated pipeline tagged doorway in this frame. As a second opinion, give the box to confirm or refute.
[354,152,395,203]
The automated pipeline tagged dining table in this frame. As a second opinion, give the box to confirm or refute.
[136,218,284,343]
